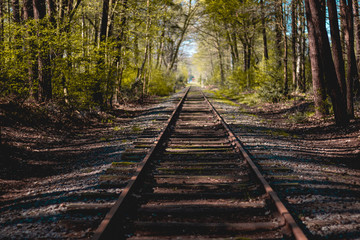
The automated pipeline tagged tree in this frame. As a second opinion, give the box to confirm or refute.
[281,0,288,95]
[353,0,360,81]
[260,0,268,60]
[305,0,349,125]
[327,0,346,98]
[340,0,358,118]
[33,0,52,102]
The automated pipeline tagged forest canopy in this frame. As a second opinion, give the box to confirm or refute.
[0,0,359,125]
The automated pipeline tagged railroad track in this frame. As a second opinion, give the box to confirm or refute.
[93,86,308,240]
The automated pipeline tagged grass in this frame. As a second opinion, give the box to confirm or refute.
[99,175,129,181]
[100,135,114,142]
[131,125,142,133]
[113,126,124,131]
[288,111,315,124]
[264,129,290,137]
[111,161,137,166]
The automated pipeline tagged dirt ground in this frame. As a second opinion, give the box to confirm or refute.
[206,91,360,239]
[1,88,359,239]
[0,93,180,239]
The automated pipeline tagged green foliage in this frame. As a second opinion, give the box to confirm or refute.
[288,111,313,123]
[254,59,284,103]
[225,66,254,92]
[148,69,176,96]
[0,0,194,111]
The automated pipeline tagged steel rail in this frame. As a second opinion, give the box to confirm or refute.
[92,86,191,240]
[202,90,308,240]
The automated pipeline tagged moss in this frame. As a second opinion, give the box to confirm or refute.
[99,175,129,181]
[264,129,291,138]
[288,111,315,123]
[113,126,123,131]
[131,125,142,133]
[111,161,137,166]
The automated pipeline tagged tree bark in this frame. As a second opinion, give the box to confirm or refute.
[0,0,4,63]
[168,0,197,71]
[46,0,56,25]
[304,0,328,117]
[275,0,283,67]
[306,0,349,125]
[23,0,37,100]
[232,31,239,63]
[299,1,306,92]
[11,0,20,22]
[340,0,358,118]
[291,0,298,90]
[156,19,165,69]
[216,31,225,86]
[260,0,268,60]
[353,0,360,95]
[327,0,346,97]
[100,0,109,42]
[33,0,52,102]
[0,0,3,41]
[94,0,110,106]
[115,0,128,103]
[140,0,151,98]
[226,29,236,71]
[354,0,360,72]
[281,1,288,95]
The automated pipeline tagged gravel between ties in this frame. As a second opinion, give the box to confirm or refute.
[206,91,360,239]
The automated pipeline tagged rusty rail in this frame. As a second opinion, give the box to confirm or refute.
[203,91,308,240]
[92,87,190,240]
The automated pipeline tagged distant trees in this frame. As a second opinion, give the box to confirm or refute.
[193,0,359,126]
[0,0,194,109]
[1,0,359,125]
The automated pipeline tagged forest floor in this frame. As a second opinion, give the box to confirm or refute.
[0,93,181,239]
[0,87,360,239]
[206,88,360,239]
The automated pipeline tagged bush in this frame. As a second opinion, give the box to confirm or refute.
[148,69,175,96]
[254,58,284,102]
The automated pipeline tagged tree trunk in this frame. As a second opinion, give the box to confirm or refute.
[0,0,4,69]
[115,0,128,103]
[0,0,2,37]
[11,0,20,22]
[354,0,360,73]
[291,0,298,90]
[282,2,288,95]
[299,1,306,92]
[328,0,346,97]
[216,32,225,86]
[307,0,349,125]
[168,0,197,71]
[23,0,37,100]
[304,0,328,117]
[260,0,268,60]
[94,0,110,106]
[353,0,360,95]
[275,0,283,67]
[33,0,52,102]
[340,0,358,118]
[46,0,56,25]
[226,29,236,71]
[156,21,165,69]
[140,0,151,98]
[100,0,109,42]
